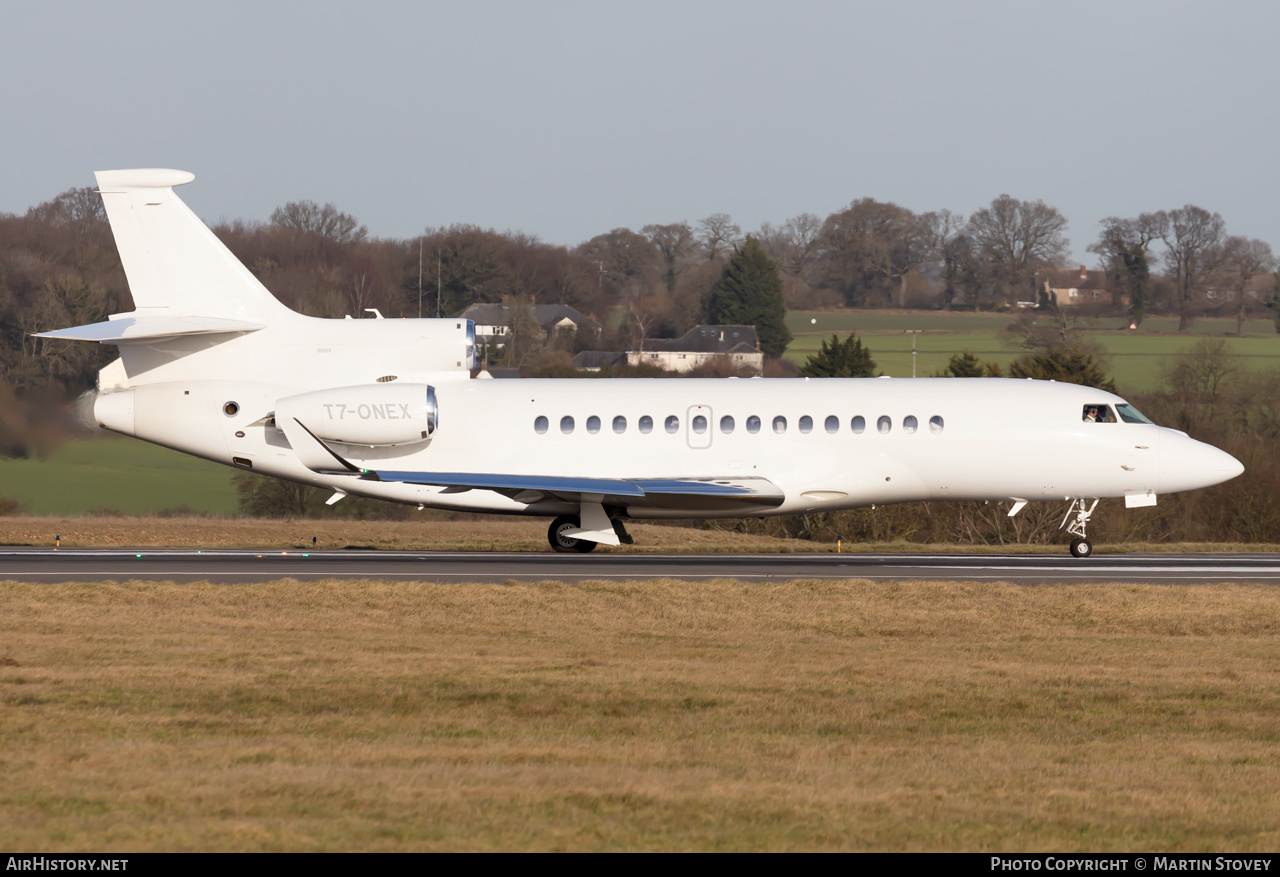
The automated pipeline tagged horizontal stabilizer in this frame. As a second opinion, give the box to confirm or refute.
[36,314,264,344]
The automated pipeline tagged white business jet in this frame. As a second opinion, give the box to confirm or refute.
[39,170,1243,557]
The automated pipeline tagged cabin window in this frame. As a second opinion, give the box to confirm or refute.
[720,415,735,434]
[824,415,839,434]
[929,415,944,434]
[613,415,627,433]
[747,415,761,434]
[639,415,653,434]
[586,415,601,434]
[903,415,918,434]
[851,415,865,434]
[665,415,680,434]
[773,416,787,434]
[877,416,892,434]
[1082,404,1116,423]
[798,415,813,434]
[1116,403,1154,425]
[534,415,549,434]
[692,415,708,434]
[560,415,575,434]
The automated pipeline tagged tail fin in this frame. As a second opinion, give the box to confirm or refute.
[94,169,293,323]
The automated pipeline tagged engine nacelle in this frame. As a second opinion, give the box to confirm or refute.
[275,383,438,446]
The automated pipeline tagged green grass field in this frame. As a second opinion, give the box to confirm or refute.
[0,436,239,516]
[785,310,1280,392]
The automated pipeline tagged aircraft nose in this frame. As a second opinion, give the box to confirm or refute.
[1158,432,1243,493]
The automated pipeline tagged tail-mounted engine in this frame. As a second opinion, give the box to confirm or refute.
[275,383,438,447]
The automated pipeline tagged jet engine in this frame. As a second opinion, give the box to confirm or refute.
[275,383,438,446]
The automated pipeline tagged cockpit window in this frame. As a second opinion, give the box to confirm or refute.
[1116,403,1154,425]
[1082,404,1116,423]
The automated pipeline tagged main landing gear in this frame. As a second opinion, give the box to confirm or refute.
[549,515,595,553]
[1061,498,1098,558]
[547,514,634,553]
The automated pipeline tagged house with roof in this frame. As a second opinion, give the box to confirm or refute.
[457,298,601,347]
[1044,266,1110,307]
[625,324,763,375]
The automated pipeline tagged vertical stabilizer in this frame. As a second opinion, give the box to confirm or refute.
[94,169,293,323]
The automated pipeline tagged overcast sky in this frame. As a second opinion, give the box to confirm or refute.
[3,0,1277,265]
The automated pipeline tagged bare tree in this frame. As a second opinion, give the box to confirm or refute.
[1087,214,1163,321]
[1221,236,1275,336]
[269,200,368,245]
[1151,206,1228,331]
[919,210,968,309]
[966,195,1069,306]
[816,199,925,307]
[641,222,696,292]
[575,228,663,302]
[756,213,823,279]
[697,213,742,262]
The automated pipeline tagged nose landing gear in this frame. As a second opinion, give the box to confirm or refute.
[1061,498,1098,558]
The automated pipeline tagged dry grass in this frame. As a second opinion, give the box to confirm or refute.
[4,515,1277,554]
[0,515,809,553]
[1,579,1278,851]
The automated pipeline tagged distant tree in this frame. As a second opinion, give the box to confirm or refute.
[1007,347,1116,393]
[1088,215,1161,324]
[575,228,663,301]
[919,210,969,309]
[641,222,696,292]
[799,333,878,377]
[269,200,367,245]
[1220,236,1275,336]
[1150,206,1228,332]
[757,213,823,278]
[707,237,791,358]
[967,195,1069,307]
[817,198,925,307]
[697,213,742,262]
[938,351,1002,378]
[1274,272,1280,334]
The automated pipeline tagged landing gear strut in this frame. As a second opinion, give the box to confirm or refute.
[548,515,596,553]
[1060,498,1098,558]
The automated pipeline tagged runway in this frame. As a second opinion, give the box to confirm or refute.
[3,548,1280,584]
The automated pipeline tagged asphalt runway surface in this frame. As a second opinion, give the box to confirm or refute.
[3,548,1280,584]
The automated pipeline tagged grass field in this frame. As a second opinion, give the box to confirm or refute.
[785,310,1280,393]
[1,579,1278,851]
[0,437,240,517]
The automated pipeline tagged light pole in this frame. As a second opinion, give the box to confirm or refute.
[905,329,923,378]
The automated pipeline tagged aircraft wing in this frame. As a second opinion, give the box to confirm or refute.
[36,314,264,344]
[281,415,785,512]
[369,468,786,511]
